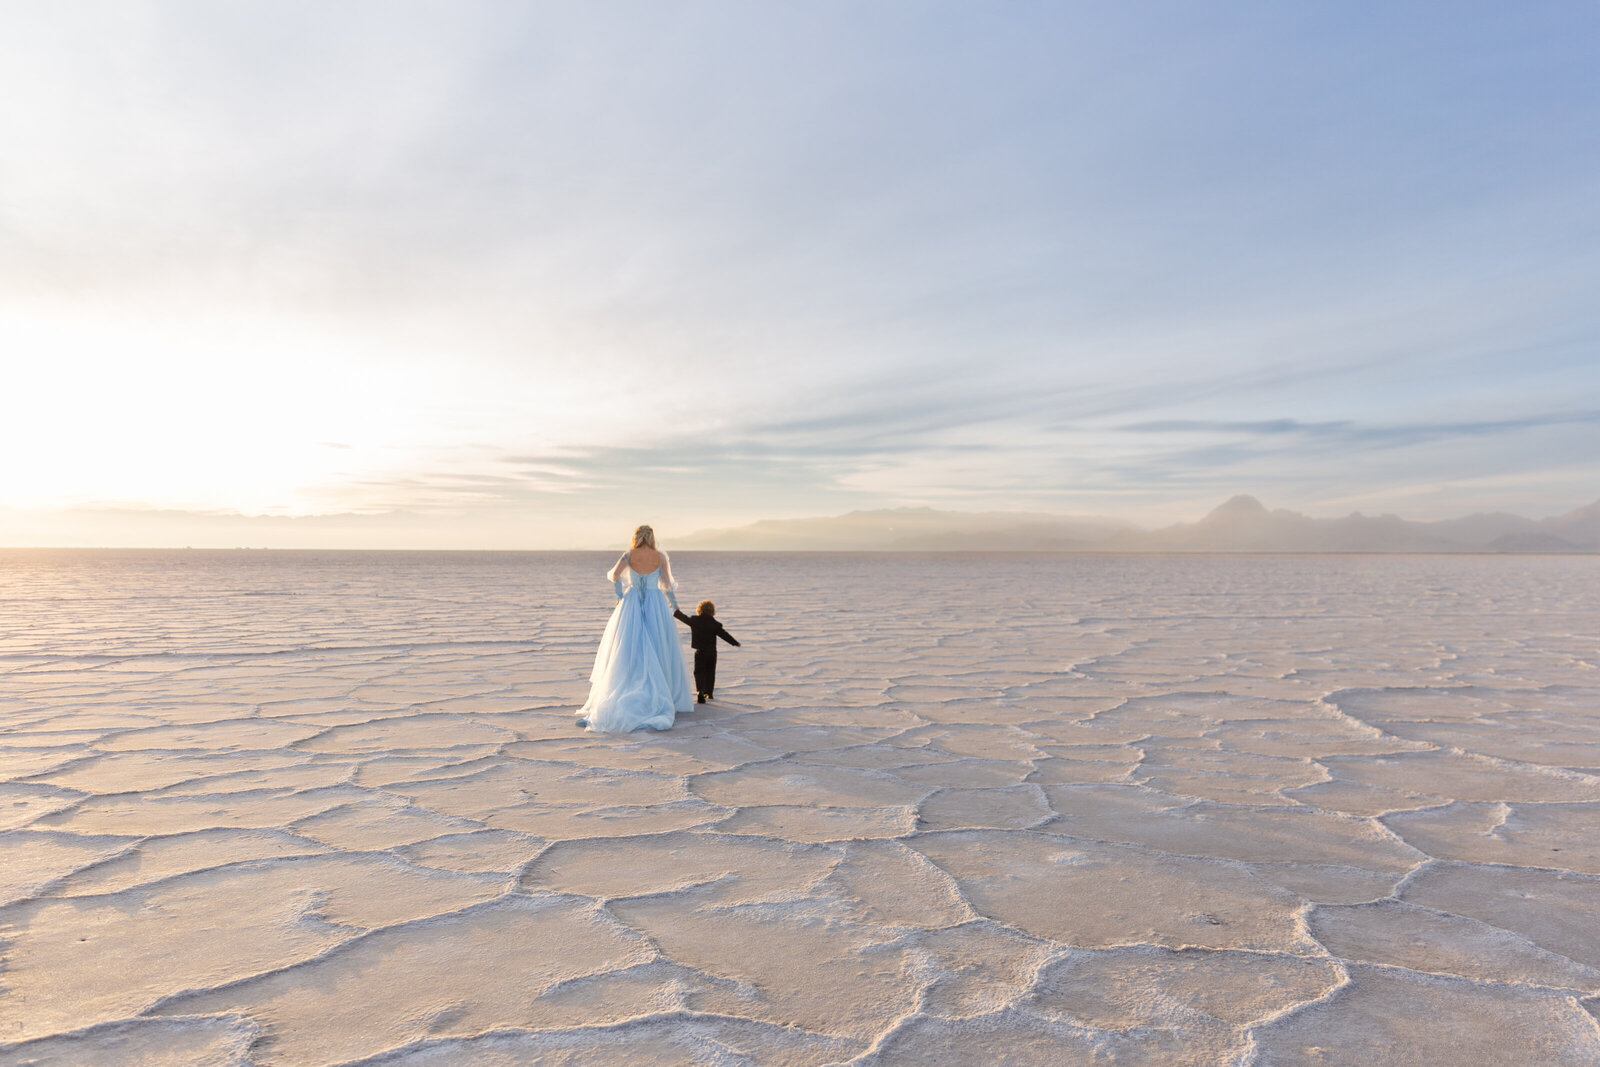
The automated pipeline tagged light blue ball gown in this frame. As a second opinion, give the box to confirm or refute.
[577,550,694,732]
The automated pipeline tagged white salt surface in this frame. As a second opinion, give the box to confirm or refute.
[2,550,1599,1065]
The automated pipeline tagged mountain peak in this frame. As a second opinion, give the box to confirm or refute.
[1207,494,1268,519]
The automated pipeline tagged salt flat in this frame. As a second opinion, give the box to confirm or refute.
[1,550,1598,1065]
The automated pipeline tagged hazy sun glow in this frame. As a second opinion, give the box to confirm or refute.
[4,305,431,511]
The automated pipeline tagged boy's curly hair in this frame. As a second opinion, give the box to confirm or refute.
[696,600,715,616]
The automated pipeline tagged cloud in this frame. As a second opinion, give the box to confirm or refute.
[1121,411,1600,447]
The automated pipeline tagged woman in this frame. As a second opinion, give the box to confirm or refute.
[575,524,694,732]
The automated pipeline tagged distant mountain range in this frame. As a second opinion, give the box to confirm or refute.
[677,496,1600,552]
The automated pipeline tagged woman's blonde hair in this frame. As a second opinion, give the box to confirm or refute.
[632,524,656,549]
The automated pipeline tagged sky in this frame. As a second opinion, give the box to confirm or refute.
[1,1,1596,548]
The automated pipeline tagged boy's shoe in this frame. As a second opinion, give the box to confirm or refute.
[697,693,707,704]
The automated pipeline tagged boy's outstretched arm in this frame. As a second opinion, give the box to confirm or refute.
[718,625,740,647]
[673,609,692,625]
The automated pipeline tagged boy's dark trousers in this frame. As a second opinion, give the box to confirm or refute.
[693,648,718,700]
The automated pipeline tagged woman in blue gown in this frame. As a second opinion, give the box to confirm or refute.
[576,524,694,732]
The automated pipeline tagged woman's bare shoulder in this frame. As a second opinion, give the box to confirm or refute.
[628,546,663,570]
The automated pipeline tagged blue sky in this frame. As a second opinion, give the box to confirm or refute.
[1,2,1596,546]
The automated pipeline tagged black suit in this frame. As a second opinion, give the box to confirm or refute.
[673,610,739,699]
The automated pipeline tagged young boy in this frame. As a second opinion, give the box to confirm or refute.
[673,600,740,704]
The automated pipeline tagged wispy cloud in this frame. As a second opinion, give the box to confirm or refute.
[1122,411,1600,445]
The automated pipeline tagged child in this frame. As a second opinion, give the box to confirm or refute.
[673,600,740,704]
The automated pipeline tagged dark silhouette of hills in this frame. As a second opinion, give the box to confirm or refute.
[676,506,1131,551]
[678,496,1600,552]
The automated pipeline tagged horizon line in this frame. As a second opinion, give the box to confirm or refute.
[3,545,1595,556]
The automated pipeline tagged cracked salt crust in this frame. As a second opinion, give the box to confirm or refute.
[1,550,1599,1065]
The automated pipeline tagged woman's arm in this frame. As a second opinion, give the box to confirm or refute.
[659,552,680,611]
[607,552,630,598]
